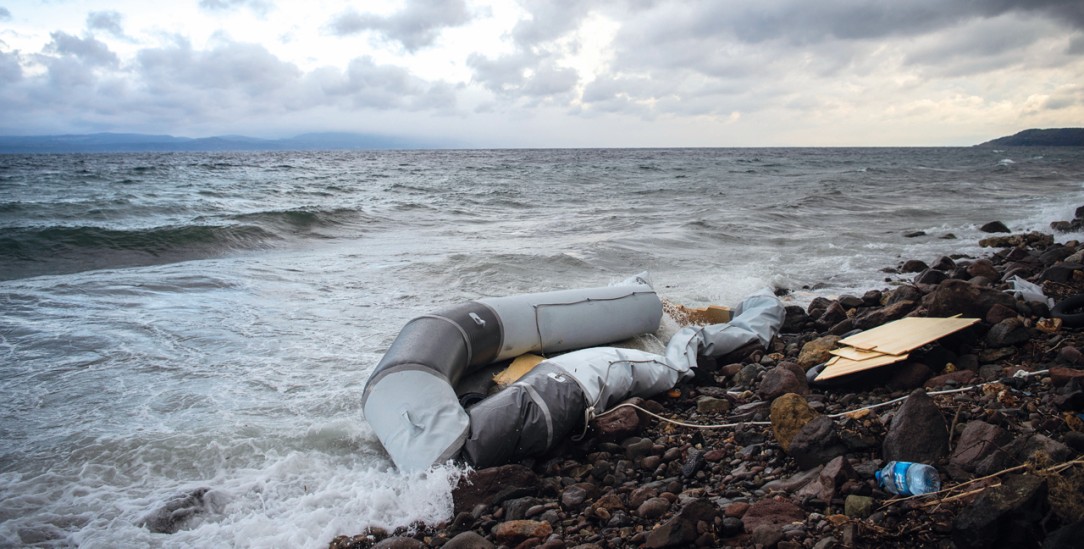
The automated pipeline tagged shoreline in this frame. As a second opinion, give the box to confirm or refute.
[333,214,1084,549]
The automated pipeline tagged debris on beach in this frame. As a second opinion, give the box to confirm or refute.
[332,210,1084,549]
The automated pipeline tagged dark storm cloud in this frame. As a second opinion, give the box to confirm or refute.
[86,11,124,37]
[45,32,118,67]
[327,0,473,52]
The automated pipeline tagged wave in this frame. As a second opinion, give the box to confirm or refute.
[0,224,280,280]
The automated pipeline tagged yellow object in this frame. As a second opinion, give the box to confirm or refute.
[492,354,545,388]
[816,316,979,382]
[665,302,733,325]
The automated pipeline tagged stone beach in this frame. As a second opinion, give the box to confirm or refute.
[331,209,1084,549]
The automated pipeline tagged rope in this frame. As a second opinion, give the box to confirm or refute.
[585,368,1053,431]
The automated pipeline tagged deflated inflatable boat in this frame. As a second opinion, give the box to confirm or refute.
[362,278,785,471]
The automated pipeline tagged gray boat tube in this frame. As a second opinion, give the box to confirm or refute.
[362,279,663,471]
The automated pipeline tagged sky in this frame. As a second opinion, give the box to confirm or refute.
[0,0,1082,147]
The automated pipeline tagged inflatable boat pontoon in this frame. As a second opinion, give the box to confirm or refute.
[362,278,785,471]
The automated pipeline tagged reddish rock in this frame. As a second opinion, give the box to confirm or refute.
[592,405,641,442]
[1058,346,1084,365]
[967,259,1000,281]
[854,299,916,330]
[723,501,750,518]
[741,498,806,533]
[757,366,807,400]
[924,370,978,389]
[985,303,1018,326]
[493,520,552,544]
[1050,367,1084,386]
[951,420,1014,476]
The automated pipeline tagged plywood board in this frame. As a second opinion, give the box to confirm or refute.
[829,346,903,362]
[837,316,979,356]
[816,352,910,381]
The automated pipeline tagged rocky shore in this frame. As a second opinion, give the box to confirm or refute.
[331,211,1084,549]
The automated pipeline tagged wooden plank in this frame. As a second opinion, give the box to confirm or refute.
[837,316,979,356]
[829,346,904,362]
[815,352,909,381]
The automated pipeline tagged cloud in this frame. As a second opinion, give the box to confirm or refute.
[0,7,11,21]
[327,0,473,52]
[86,11,125,37]
[0,50,21,84]
[199,0,272,15]
[44,32,118,67]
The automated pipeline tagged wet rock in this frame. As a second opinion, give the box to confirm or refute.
[742,498,805,533]
[931,256,957,271]
[967,258,1000,281]
[853,300,916,330]
[758,366,807,400]
[986,318,1031,348]
[786,415,847,470]
[770,393,820,452]
[782,305,810,332]
[980,221,1011,233]
[593,405,641,442]
[443,531,495,549]
[924,279,1017,319]
[798,335,841,369]
[372,537,425,549]
[883,389,950,464]
[454,464,539,514]
[914,268,947,285]
[901,259,929,273]
[140,487,213,534]
[953,474,1048,548]
[1039,263,1084,283]
[493,520,553,545]
[503,497,543,521]
[950,421,1014,476]
[887,284,924,305]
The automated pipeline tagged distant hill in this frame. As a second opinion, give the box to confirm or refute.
[977,128,1084,147]
[0,132,450,153]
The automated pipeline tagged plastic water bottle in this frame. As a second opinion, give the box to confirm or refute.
[875,461,941,496]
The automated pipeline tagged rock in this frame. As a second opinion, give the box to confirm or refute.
[733,363,764,386]
[887,284,924,305]
[1051,366,1084,386]
[914,268,947,285]
[696,395,731,414]
[626,438,655,461]
[782,305,810,332]
[629,486,659,509]
[593,405,641,442]
[372,537,425,549]
[139,487,213,534]
[751,524,785,547]
[967,259,1000,281]
[798,335,841,369]
[953,474,1048,548]
[931,256,957,271]
[680,448,705,478]
[885,362,934,391]
[454,464,539,514]
[560,483,597,510]
[1015,433,1072,464]
[986,318,1031,348]
[924,370,978,389]
[980,221,1011,233]
[770,393,820,452]
[786,415,847,469]
[644,516,698,548]
[503,497,543,521]
[883,389,950,464]
[443,531,495,549]
[1044,520,1084,549]
[816,456,856,502]
[1039,263,1084,283]
[844,495,873,519]
[742,498,806,533]
[493,520,553,544]
[853,300,916,330]
[984,303,1018,326]
[923,279,1017,319]
[675,499,718,525]
[758,366,807,400]
[901,259,929,273]
[721,517,744,537]
[950,421,1014,476]
[637,497,671,519]
[1058,346,1084,365]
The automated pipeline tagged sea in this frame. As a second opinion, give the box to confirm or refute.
[2,147,1083,547]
